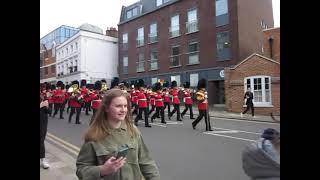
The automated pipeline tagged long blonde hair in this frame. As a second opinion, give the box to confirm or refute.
[84,89,138,142]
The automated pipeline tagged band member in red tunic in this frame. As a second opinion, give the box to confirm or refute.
[168,81,182,121]
[134,79,151,127]
[68,80,82,124]
[53,81,65,119]
[181,82,195,119]
[47,84,55,117]
[89,81,102,125]
[192,79,213,131]
[150,82,166,124]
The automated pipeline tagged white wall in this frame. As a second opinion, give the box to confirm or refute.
[56,30,118,86]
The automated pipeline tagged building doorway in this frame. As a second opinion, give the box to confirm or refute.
[208,80,225,106]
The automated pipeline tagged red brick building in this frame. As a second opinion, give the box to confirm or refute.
[118,0,274,106]
[224,27,280,115]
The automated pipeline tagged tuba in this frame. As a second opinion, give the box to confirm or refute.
[196,89,206,101]
[101,82,108,92]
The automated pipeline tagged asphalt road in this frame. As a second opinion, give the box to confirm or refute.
[47,109,280,180]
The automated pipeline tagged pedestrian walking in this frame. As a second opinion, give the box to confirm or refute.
[40,94,50,169]
[241,87,255,118]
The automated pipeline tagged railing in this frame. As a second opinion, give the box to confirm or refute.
[186,20,198,33]
[136,61,145,72]
[187,51,199,64]
[148,59,158,70]
[169,25,180,38]
[136,38,144,46]
[148,33,158,43]
[169,55,180,67]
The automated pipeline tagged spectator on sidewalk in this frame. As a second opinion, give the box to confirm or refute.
[242,128,280,180]
[40,95,50,169]
[241,87,255,118]
[76,89,160,180]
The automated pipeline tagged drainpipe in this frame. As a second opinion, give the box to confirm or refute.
[268,37,274,59]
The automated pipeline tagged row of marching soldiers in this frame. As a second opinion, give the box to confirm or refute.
[128,78,212,131]
[40,78,213,131]
[40,79,107,125]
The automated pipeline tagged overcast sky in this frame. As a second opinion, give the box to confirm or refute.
[40,0,280,38]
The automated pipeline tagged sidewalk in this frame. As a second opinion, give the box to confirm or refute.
[40,141,78,180]
[180,105,280,123]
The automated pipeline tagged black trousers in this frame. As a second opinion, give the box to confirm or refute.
[169,104,181,121]
[135,108,149,126]
[132,104,138,115]
[163,102,171,115]
[67,101,71,113]
[243,103,254,116]
[40,118,48,159]
[151,107,165,123]
[53,103,64,118]
[48,103,53,116]
[181,104,194,118]
[192,110,212,131]
[148,105,155,115]
[85,102,91,115]
[89,109,98,125]
[69,107,81,123]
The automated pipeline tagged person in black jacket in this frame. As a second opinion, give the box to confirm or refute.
[241,87,255,118]
[40,95,50,169]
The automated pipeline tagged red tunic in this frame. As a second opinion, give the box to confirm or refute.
[154,93,164,107]
[170,88,180,105]
[183,90,193,105]
[137,91,148,108]
[69,96,81,108]
[53,89,65,104]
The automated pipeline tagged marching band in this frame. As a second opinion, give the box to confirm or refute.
[40,78,213,131]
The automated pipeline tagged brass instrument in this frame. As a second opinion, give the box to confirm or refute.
[101,82,108,92]
[196,89,206,101]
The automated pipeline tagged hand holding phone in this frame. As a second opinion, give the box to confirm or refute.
[116,146,129,159]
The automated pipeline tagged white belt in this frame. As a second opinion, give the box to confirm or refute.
[155,99,163,101]
[139,99,147,101]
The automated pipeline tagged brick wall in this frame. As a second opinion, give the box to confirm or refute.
[263,27,280,62]
[224,54,280,115]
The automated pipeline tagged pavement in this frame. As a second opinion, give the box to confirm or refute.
[40,141,78,180]
[41,107,280,179]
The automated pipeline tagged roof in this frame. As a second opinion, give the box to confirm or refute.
[230,53,280,70]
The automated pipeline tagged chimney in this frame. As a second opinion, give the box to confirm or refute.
[268,37,273,59]
[106,27,118,38]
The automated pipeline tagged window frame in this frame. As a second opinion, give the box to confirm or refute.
[244,76,273,107]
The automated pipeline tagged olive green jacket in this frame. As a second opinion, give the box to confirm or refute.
[76,123,160,180]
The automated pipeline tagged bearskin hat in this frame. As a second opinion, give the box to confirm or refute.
[80,79,87,87]
[197,78,206,90]
[111,77,119,89]
[94,81,102,91]
[163,81,169,88]
[183,81,190,88]
[136,79,144,89]
[154,82,162,92]
[86,83,94,90]
[65,84,70,90]
[171,80,177,88]
[72,80,79,87]
[50,84,56,90]
[56,81,64,88]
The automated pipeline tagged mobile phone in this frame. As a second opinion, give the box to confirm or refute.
[116,146,129,159]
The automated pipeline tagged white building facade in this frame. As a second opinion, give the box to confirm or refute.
[55,25,118,86]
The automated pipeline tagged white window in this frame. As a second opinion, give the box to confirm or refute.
[127,10,132,19]
[123,57,128,66]
[122,33,128,44]
[152,77,158,85]
[171,75,181,87]
[66,48,68,56]
[149,23,157,43]
[137,27,144,46]
[132,7,138,16]
[190,73,199,87]
[71,45,73,53]
[156,0,162,6]
[75,42,78,50]
[244,76,272,106]
[216,0,228,16]
[187,9,198,33]
[170,15,180,37]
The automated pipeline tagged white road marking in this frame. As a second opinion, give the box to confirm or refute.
[166,121,183,125]
[150,122,167,127]
[212,126,261,135]
[203,132,257,142]
[214,116,280,126]
[210,130,239,134]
